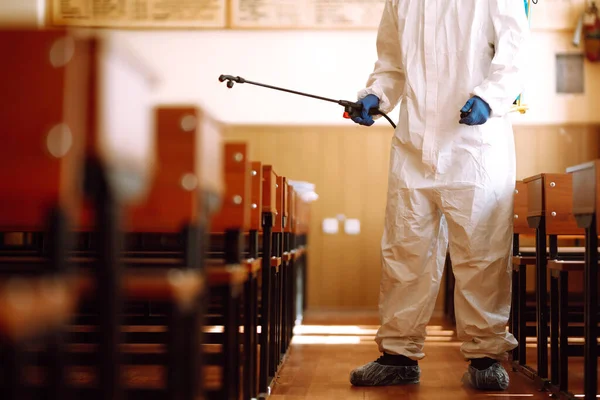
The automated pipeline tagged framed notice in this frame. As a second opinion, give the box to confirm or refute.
[230,0,385,29]
[50,0,227,29]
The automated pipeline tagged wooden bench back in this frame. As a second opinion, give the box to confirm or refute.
[524,173,582,235]
[295,196,310,235]
[262,166,278,219]
[0,29,86,231]
[211,143,251,232]
[250,162,263,231]
[126,106,224,232]
[568,160,600,231]
[79,32,158,206]
[274,177,288,233]
[286,185,295,234]
[513,181,534,235]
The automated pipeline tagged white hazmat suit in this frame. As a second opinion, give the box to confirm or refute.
[356,0,530,373]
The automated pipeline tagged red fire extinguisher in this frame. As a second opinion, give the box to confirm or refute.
[578,2,600,61]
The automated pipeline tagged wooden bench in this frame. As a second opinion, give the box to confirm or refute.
[73,30,157,400]
[563,160,600,400]
[259,165,278,397]
[243,160,263,399]
[289,182,312,321]
[282,183,296,353]
[519,174,585,388]
[0,29,89,400]
[511,180,536,369]
[104,105,220,400]
[0,28,219,400]
[206,142,253,400]
[271,175,288,377]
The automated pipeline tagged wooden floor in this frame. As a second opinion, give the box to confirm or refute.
[269,310,579,400]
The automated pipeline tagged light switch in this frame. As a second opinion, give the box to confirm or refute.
[344,219,361,235]
[322,218,339,234]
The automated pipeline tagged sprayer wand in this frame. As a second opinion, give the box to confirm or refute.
[218,75,396,129]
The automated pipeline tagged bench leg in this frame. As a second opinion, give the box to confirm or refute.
[584,219,598,400]
[244,273,258,400]
[550,271,559,386]
[534,220,549,379]
[288,257,295,349]
[96,194,123,400]
[270,233,281,377]
[47,330,68,400]
[280,258,288,356]
[259,221,273,396]
[518,262,527,366]
[558,270,569,393]
[46,207,69,400]
[223,285,242,400]
[182,223,202,400]
[270,264,279,377]
[278,259,284,364]
[86,159,124,400]
[0,343,24,400]
[167,305,185,400]
[511,264,520,366]
[246,230,259,400]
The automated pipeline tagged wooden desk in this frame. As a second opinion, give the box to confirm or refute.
[567,160,600,400]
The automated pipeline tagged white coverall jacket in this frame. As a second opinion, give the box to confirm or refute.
[358,0,530,360]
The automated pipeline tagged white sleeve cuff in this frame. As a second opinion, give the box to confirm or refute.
[357,83,393,114]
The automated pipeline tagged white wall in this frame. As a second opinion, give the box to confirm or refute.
[108,29,382,125]
[2,0,599,126]
[101,28,600,126]
[0,0,44,26]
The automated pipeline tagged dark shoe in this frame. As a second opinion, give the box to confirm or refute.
[462,361,509,390]
[349,354,420,386]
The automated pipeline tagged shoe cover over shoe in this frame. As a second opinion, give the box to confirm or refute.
[350,362,420,386]
[462,363,509,391]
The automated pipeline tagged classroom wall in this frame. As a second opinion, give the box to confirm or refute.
[2,0,597,125]
[2,1,599,311]
[92,29,600,127]
[225,124,600,310]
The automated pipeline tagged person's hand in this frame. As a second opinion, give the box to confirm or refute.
[351,94,380,126]
[459,96,491,126]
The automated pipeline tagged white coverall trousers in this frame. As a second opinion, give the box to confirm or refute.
[376,137,518,361]
[358,0,530,361]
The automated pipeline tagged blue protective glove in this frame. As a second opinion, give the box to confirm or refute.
[459,96,491,126]
[351,94,379,127]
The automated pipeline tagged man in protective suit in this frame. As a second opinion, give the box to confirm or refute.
[349,0,530,391]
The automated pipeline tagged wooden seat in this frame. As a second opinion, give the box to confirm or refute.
[548,259,586,272]
[0,275,80,342]
[77,269,205,309]
[512,255,537,265]
[270,257,282,267]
